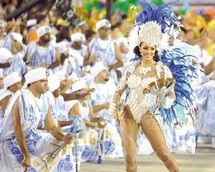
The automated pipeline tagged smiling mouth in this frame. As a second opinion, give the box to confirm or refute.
[145,55,152,57]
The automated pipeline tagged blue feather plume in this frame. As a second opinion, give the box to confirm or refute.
[159,42,197,126]
[136,0,181,32]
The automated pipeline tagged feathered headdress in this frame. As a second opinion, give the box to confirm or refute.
[137,21,162,47]
[129,0,182,49]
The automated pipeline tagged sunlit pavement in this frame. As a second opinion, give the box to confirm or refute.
[80,143,215,172]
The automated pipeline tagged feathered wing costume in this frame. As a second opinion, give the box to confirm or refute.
[129,0,197,127]
[159,42,197,127]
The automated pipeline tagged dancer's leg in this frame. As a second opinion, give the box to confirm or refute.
[120,106,139,172]
[140,113,180,172]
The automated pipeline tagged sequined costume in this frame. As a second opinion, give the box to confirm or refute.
[116,60,174,146]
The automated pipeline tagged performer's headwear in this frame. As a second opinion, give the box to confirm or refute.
[4,72,21,89]
[129,0,182,48]
[24,67,49,85]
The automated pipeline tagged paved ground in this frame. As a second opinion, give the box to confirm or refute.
[80,143,215,172]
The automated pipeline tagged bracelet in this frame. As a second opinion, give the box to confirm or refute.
[94,123,98,128]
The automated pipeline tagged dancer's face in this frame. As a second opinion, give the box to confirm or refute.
[139,42,156,60]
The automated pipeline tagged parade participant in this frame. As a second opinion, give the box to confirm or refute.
[0,72,22,127]
[44,74,86,171]
[9,32,26,75]
[0,72,22,112]
[24,26,60,73]
[55,19,73,43]
[0,67,72,172]
[83,19,123,84]
[0,41,26,76]
[109,20,179,172]
[0,47,13,73]
[90,61,123,159]
[108,1,197,171]
[195,48,215,147]
[85,29,96,45]
[27,14,50,43]
[66,79,108,162]
[67,32,87,77]
[0,20,11,50]
[90,61,116,123]
[77,20,89,44]
[0,19,21,52]
[54,41,69,73]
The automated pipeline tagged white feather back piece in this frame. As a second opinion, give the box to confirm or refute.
[157,33,170,53]
[127,26,139,51]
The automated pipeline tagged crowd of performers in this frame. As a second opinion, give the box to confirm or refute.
[0,0,215,172]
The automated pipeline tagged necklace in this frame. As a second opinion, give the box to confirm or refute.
[138,61,156,75]
[138,66,151,75]
[34,97,43,112]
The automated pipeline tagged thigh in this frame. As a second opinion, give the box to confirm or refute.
[140,113,167,152]
[120,106,139,146]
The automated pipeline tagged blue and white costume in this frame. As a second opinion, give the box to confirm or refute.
[89,37,118,83]
[0,89,74,172]
[91,81,123,158]
[25,41,58,74]
[0,34,11,50]
[45,91,83,171]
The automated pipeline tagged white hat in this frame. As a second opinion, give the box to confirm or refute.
[58,42,69,54]
[24,67,49,86]
[26,19,37,28]
[96,19,111,31]
[71,80,87,93]
[37,26,51,38]
[48,75,61,92]
[65,100,78,114]
[67,72,78,81]
[90,61,107,79]
[3,72,21,88]
[0,48,13,63]
[53,70,67,81]
[71,32,83,43]
[78,20,87,27]
[10,32,23,44]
